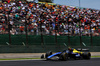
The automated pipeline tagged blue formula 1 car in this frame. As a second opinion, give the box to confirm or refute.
[41,48,91,61]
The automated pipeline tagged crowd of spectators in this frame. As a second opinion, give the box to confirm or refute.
[0,1,100,36]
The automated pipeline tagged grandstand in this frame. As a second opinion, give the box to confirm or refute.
[0,1,100,52]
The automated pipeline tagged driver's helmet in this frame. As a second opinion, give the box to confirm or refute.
[68,47,72,51]
[68,47,73,51]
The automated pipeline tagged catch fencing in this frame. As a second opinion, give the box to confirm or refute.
[0,35,100,46]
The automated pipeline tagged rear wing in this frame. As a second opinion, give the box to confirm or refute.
[77,48,89,52]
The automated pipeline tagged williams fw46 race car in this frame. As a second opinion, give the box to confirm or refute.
[41,48,91,61]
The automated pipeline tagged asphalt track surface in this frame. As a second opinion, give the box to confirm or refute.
[0,58,100,66]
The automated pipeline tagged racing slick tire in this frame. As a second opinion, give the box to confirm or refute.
[45,51,52,60]
[60,52,68,61]
[82,52,91,60]
[41,54,44,59]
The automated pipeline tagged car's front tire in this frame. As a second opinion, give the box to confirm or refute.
[45,51,52,60]
[60,53,68,61]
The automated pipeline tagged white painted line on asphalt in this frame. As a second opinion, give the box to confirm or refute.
[0,59,44,62]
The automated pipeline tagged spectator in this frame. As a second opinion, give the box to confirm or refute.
[0,1,100,36]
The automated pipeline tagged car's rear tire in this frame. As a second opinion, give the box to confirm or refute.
[83,52,91,60]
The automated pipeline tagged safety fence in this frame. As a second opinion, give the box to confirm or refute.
[0,45,100,53]
[0,35,100,46]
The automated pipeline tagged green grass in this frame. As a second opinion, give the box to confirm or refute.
[0,56,100,61]
[92,56,100,58]
[0,58,40,60]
